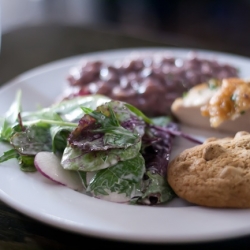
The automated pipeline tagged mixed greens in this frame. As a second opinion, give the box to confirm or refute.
[0,91,201,205]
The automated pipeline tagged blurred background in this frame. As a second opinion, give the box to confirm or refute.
[1,0,250,86]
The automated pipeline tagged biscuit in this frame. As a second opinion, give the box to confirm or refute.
[167,131,250,208]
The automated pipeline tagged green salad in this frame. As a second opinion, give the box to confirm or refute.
[0,91,201,205]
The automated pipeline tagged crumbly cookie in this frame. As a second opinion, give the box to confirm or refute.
[167,131,250,208]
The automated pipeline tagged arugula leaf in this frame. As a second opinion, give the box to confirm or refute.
[125,103,153,124]
[0,90,22,141]
[22,110,64,123]
[69,101,145,152]
[0,148,19,163]
[0,148,36,172]
[96,101,146,136]
[81,106,94,114]
[0,121,19,142]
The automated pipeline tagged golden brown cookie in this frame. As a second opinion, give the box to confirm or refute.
[167,131,250,208]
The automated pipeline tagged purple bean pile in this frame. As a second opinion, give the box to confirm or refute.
[66,53,239,117]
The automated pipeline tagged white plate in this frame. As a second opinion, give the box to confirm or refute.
[1,47,250,244]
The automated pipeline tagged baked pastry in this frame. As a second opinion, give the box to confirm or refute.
[167,131,250,208]
[171,78,250,133]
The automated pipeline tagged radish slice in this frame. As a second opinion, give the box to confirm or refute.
[34,151,84,191]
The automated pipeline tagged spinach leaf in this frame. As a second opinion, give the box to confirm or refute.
[19,155,36,172]
[10,124,53,155]
[50,126,73,155]
[139,171,176,205]
[22,94,111,123]
[86,154,145,201]
[69,101,145,152]
[61,141,141,172]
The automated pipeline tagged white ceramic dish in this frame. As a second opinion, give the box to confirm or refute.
[1,47,250,244]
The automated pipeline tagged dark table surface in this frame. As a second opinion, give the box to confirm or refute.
[1,24,250,250]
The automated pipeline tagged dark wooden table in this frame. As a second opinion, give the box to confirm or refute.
[1,24,250,249]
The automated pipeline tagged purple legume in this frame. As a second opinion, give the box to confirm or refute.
[65,53,239,117]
